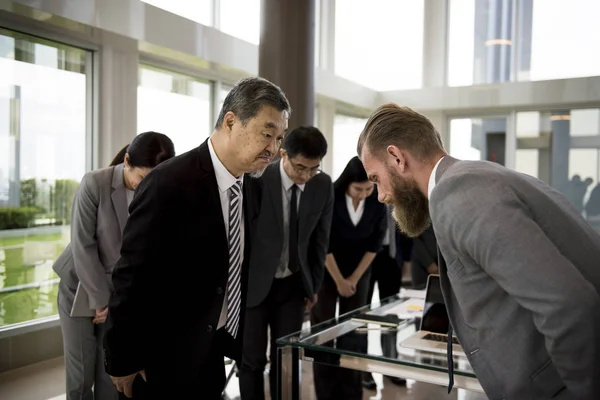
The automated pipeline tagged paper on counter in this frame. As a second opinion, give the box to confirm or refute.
[385,297,425,319]
[400,288,426,299]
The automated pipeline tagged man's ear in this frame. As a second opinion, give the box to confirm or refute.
[386,145,407,173]
[222,111,236,132]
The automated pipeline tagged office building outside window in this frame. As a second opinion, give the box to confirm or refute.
[448,0,600,86]
[0,30,89,328]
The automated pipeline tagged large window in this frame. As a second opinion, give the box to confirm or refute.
[332,115,367,180]
[0,30,89,328]
[449,116,509,164]
[137,65,212,154]
[142,0,213,26]
[334,0,424,91]
[447,0,514,86]
[514,109,600,232]
[219,0,261,44]
[518,0,600,81]
[448,0,600,86]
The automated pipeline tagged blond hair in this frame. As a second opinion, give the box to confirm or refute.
[357,103,444,161]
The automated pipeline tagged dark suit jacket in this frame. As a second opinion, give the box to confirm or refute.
[247,161,334,308]
[410,226,437,289]
[103,140,261,381]
[431,156,600,400]
[328,191,387,275]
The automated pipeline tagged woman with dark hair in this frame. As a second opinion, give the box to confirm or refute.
[52,131,175,400]
[311,156,387,400]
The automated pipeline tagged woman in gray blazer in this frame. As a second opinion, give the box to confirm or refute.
[53,131,175,400]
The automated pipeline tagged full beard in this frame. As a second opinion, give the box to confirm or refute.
[390,173,431,238]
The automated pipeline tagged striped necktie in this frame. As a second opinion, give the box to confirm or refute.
[225,180,243,338]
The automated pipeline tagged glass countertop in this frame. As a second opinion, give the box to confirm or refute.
[276,294,476,378]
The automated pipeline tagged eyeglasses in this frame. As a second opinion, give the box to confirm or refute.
[289,159,321,176]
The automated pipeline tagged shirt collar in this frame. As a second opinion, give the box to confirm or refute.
[208,137,243,193]
[280,160,305,191]
[428,156,445,199]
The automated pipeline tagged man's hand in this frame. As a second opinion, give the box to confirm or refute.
[336,279,356,298]
[427,262,439,275]
[93,306,108,324]
[110,370,146,398]
[305,294,318,310]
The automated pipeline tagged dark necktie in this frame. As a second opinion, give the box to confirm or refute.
[447,323,454,393]
[288,185,299,273]
[437,246,454,393]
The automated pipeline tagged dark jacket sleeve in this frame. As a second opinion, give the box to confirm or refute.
[103,170,174,377]
[412,231,436,269]
[396,230,413,263]
[309,180,334,295]
[366,201,387,253]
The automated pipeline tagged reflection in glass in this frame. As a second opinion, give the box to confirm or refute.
[0,29,87,327]
[138,65,212,155]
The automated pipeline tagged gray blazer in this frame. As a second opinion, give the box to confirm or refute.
[430,156,600,400]
[247,161,334,308]
[53,164,129,310]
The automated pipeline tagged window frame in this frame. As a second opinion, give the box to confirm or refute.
[0,27,97,337]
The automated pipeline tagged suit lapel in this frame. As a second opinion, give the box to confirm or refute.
[298,180,316,238]
[198,140,228,253]
[110,164,128,234]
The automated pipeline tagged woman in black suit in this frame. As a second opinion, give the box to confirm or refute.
[311,156,387,400]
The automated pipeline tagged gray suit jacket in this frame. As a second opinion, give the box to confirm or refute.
[430,156,600,400]
[53,164,129,310]
[247,162,334,308]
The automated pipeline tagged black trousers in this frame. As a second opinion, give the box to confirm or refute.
[239,273,305,400]
[311,270,371,400]
[366,247,404,359]
[118,330,227,400]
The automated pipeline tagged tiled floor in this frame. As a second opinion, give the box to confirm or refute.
[0,355,487,400]
[0,354,487,400]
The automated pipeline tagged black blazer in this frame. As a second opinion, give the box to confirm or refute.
[247,162,334,308]
[328,190,387,275]
[103,140,261,378]
[410,225,438,289]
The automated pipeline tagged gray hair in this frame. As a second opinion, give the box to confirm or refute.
[215,77,292,129]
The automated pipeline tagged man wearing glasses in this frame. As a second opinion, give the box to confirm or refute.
[239,126,334,400]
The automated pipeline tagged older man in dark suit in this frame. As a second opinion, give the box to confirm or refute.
[103,77,291,399]
[239,126,333,400]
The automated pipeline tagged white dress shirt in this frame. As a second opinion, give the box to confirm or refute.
[275,160,305,278]
[126,189,134,207]
[428,156,446,200]
[346,194,365,226]
[208,138,245,330]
